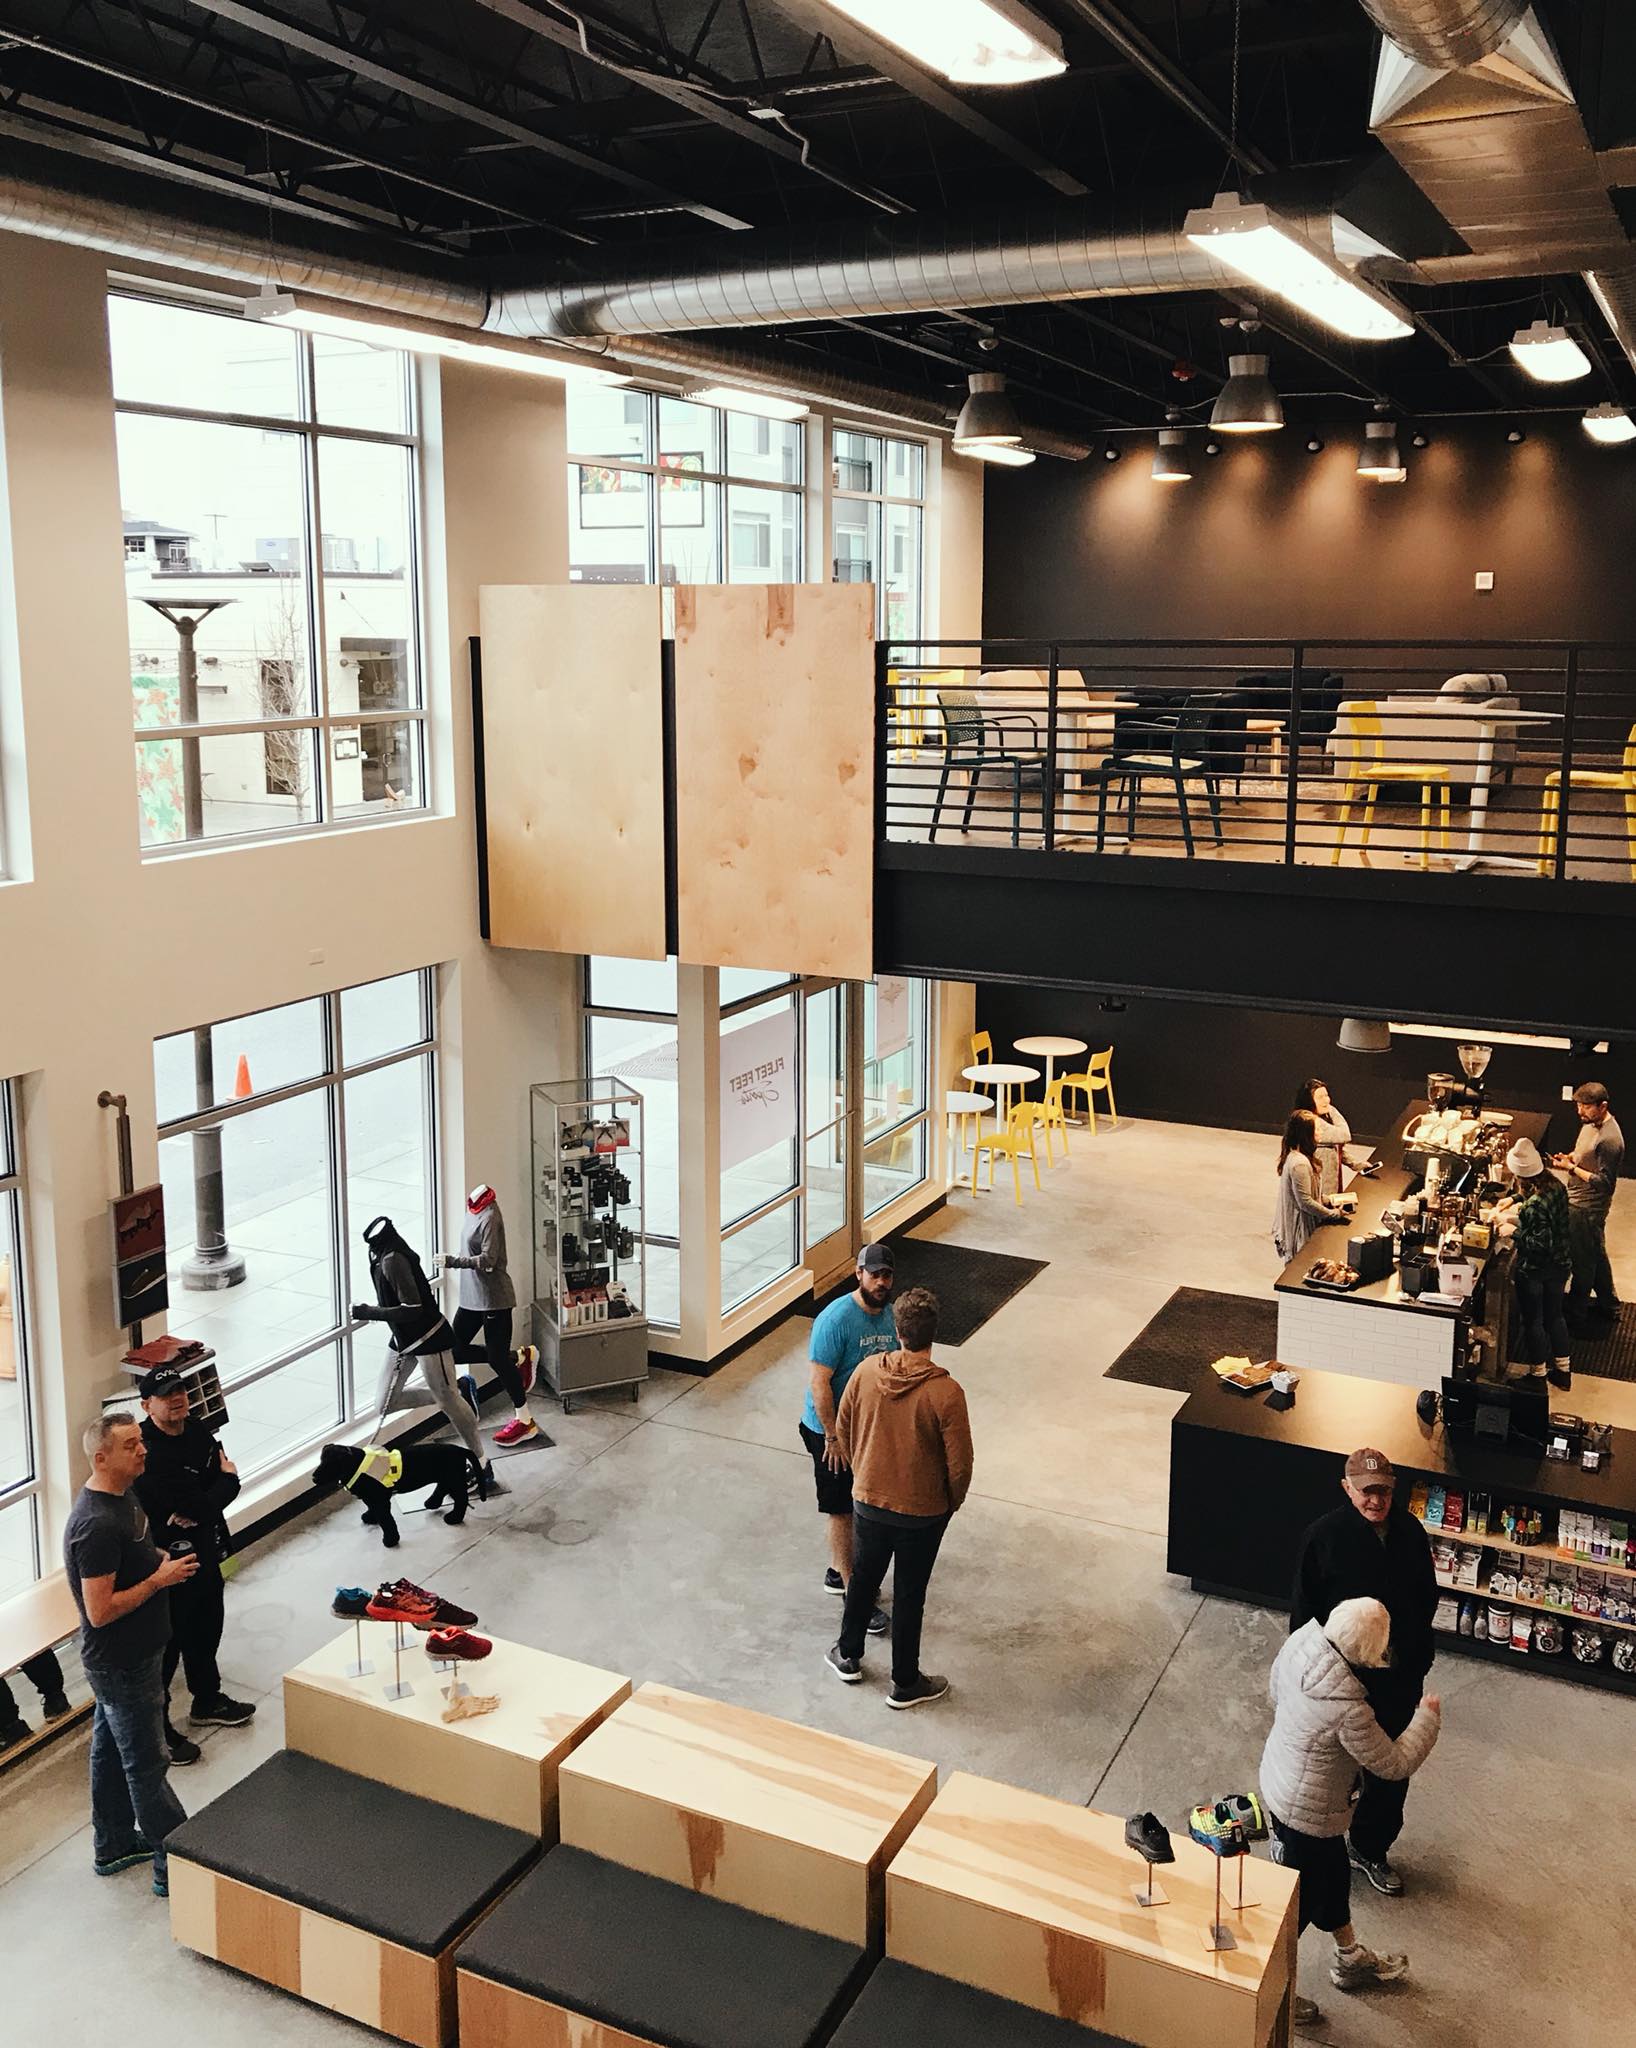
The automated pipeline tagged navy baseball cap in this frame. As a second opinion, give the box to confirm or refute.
[858,1242,895,1274]
[137,1366,185,1400]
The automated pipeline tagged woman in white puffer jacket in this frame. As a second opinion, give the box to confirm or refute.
[1260,1597,1441,2033]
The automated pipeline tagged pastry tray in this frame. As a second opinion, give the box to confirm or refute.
[1301,1272,1367,1294]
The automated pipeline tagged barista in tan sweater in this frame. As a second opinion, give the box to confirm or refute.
[826,1287,973,1709]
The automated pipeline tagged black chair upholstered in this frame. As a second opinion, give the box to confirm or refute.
[457,1845,872,2048]
[829,1960,1136,2047]
[166,1749,538,1954]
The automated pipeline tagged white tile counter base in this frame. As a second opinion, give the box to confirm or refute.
[1275,1291,1458,1393]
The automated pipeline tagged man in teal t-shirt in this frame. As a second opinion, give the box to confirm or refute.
[801,1243,898,1625]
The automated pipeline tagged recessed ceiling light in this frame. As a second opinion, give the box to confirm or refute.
[1583,403,1636,445]
[820,1,1065,86]
[1508,320,1591,383]
[1183,194,1413,343]
[686,384,808,420]
[246,289,628,383]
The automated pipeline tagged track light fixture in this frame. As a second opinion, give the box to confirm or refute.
[1306,435,1325,453]
[952,370,1022,455]
[1509,320,1591,384]
[1210,353,1284,433]
[1204,440,1221,456]
[1102,446,1121,462]
[1410,431,1429,449]
[1506,426,1527,445]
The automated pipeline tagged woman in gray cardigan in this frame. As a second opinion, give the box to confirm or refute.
[1273,1110,1350,1266]
[1260,1597,1441,2030]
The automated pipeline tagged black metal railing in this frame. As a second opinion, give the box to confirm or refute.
[876,638,1636,884]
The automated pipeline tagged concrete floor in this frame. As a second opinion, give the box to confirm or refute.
[3,1113,1633,2047]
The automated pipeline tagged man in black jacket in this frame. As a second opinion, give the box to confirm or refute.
[135,1369,255,1762]
[1290,1446,1437,1899]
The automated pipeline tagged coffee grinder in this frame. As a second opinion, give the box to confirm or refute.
[1451,1042,1492,1109]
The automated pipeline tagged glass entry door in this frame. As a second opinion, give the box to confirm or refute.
[803,982,855,1285]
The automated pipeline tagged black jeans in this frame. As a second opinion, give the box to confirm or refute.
[1514,1263,1572,1365]
[0,1649,65,1727]
[450,1306,525,1407]
[838,1512,949,1690]
[1348,1680,1419,1863]
[1567,1209,1618,1319]
[162,1563,225,1716]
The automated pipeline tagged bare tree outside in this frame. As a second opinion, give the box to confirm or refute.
[254,573,313,821]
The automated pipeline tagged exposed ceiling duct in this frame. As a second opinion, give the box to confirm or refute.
[484,207,1231,342]
[1355,0,1531,69]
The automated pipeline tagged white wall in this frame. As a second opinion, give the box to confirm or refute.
[0,237,579,1555]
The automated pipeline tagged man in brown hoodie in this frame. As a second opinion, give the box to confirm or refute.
[826,1287,972,1709]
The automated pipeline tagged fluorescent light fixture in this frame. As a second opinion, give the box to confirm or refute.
[1583,402,1636,445]
[1509,319,1590,384]
[821,0,1065,85]
[1389,1022,1608,1055]
[1183,194,1413,343]
[686,384,809,420]
[955,441,1036,465]
[246,289,628,384]
[1151,427,1192,482]
[952,370,1022,448]
[1210,354,1283,434]
[1357,417,1406,482]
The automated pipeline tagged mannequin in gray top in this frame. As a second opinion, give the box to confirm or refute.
[436,1185,539,1447]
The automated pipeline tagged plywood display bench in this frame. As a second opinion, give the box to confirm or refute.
[880,1773,1299,2048]
[283,1624,631,1835]
[455,1682,938,2048]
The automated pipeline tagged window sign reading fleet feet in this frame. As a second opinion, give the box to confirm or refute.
[719,1006,798,1172]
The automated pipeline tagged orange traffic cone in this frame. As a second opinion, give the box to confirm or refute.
[233,1054,253,1099]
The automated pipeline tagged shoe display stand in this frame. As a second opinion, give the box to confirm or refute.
[887,1773,1298,2048]
[283,1624,632,1835]
[1170,1358,1636,1696]
[530,1076,649,1413]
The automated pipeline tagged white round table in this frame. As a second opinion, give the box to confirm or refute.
[1013,1035,1088,1094]
[962,1061,1039,1127]
[945,1090,994,1174]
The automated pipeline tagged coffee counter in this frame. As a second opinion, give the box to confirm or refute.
[1272,1098,1551,1392]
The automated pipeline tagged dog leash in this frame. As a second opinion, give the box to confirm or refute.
[347,1445,404,1493]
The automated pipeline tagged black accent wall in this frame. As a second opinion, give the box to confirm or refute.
[981,418,1636,646]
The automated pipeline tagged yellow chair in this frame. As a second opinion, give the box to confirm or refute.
[1330,700,1453,872]
[1041,1078,1071,1161]
[1061,1048,1118,1134]
[1537,721,1636,880]
[970,1030,993,1065]
[971,1103,1044,1205]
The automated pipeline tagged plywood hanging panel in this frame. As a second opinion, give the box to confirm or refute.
[673,584,875,980]
[479,585,666,959]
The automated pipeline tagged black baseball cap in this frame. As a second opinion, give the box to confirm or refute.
[858,1242,895,1274]
[137,1366,185,1400]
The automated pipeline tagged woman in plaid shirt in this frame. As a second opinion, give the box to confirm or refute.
[1496,1138,1574,1387]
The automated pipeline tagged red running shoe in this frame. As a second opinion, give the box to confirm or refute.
[366,1585,439,1627]
[493,1416,538,1448]
[389,1579,478,1628]
[426,1627,491,1661]
[516,1345,538,1398]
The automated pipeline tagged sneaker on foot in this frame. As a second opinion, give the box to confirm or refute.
[93,1846,152,1877]
[1347,1845,1405,1896]
[41,1690,72,1719]
[865,1605,890,1637]
[1293,1993,1325,2031]
[887,1672,949,1710]
[153,1870,169,1899]
[457,1372,480,1416]
[825,1643,863,1684]
[516,1345,538,1398]
[166,1732,203,1767]
[190,1694,256,1727]
[823,1567,845,1595]
[493,1416,538,1448]
[0,1717,31,1750]
[1330,1943,1409,1991]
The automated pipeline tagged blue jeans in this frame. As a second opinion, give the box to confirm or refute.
[88,1653,186,1880]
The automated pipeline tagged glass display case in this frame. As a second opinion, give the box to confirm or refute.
[529,1078,648,1411]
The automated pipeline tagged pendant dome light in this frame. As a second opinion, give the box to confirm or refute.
[1509,320,1590,384]
[1583,403,1636,446]
[1151,420,1192,482]
[1210,353,1283,433]
[1357,413,1406,483]
[952,370,1022,455]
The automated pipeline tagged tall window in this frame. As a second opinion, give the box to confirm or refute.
[567,390,804,587]
[584,958,680,1328]
[831,428,925,640]
[720,975,801,1314]
[154,971,437,1479]
[110,295,424,850]
[863,978,929,1217]
[0,1086,38,1600]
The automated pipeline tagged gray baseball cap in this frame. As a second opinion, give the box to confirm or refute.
[857,1242,895,1274]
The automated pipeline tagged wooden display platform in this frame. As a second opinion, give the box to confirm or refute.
[559,1681,936,1947]
[284,1626,631,1836]
[170,1859,458,2048]
[457,1976,659,2048]
[887,1774,1298,2048]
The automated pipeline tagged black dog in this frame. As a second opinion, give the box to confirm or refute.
[311,1441,488,1548]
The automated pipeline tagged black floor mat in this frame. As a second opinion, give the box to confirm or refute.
[800,1238,1047,1346]
[1104,1287,1277,1393]
[1570,1300,1636,1383]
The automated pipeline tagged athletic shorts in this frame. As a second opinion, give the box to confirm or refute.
[798,1423,854,1516]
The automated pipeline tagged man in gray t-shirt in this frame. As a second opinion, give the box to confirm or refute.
[1553,1082,1624,1328]
[65,1412,199,1893]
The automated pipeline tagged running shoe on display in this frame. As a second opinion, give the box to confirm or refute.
[389,1579,479,1628]
[365,1585,440,1627]
[1208,1791,1268,1843]
[1187,1803,1248,1857]
[425,1627,491,1661]
[331,1587,372,1620]
[1123,1813,1175,1865]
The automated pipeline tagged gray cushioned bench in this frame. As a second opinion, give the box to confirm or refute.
[830,1959,1136,2046]
[456,1844,872,2048]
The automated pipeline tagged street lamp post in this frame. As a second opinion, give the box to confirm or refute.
[141,598,246,1291]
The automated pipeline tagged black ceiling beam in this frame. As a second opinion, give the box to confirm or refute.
[459,0,911,215]
[762,0,1088,198]
[184,0,755,228]
[1056,0,1274,177]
